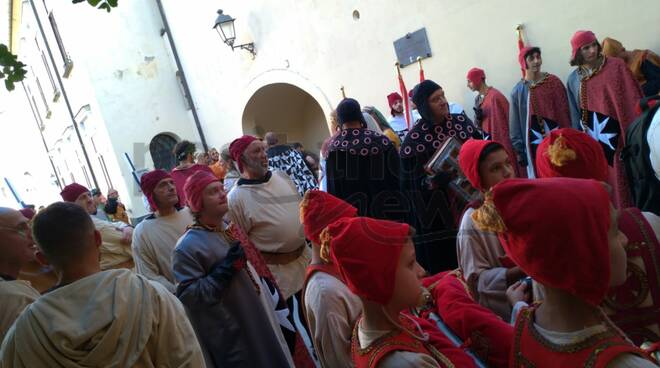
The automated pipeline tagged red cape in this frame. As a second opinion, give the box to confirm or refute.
[481,88,521,176]
[582,57,643,207]
[584,56,643,136]
[530,74,572,130]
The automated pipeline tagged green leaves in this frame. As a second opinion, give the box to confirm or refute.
[72,0,118,13]
[0,44,28,91]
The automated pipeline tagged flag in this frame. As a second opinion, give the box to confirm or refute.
[516,24,526,77]
[418,57,425,82]
[396,64,411,129]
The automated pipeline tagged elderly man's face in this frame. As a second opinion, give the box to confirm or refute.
[75,192,96,214]
[0,209,36,267]
[241,140,269,177]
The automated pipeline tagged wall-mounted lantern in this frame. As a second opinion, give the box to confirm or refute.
[213,9,256,57]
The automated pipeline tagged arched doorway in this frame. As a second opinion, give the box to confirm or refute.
[242,83,329,152]
[149,133,178,171]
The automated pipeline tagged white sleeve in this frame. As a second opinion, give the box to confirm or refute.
[132,227,175,293]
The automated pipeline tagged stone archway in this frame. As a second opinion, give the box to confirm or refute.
[242,83,329,152]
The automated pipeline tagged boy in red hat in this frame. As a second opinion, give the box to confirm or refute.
[456,139,524,321]
[566,30,643,208]
[326,216,476,367]
[536,128,660,345]
[300,190,361,367]
[473,178,657,367]
[510,46,572,179]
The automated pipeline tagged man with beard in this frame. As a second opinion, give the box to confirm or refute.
[226,135,311,353]
[400,80,482,274]
[386,92,410,140]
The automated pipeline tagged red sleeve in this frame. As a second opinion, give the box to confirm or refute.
[432,275,513,368]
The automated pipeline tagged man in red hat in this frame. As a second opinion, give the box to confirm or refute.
[326,216,477,367]
[472,178,657,367]
[132,169,193,293]
[60,183,133,270]
[566,30,643,208]
[299,190,361,368]
[510,46,572,179]
[226,135,310,326]
[467,67,518,176]
[536,128,660,345]
[0,207,40,342]
[172,170,294,367]
[170,140,214,205]
[456,139,525,321]
[386,92,409,140]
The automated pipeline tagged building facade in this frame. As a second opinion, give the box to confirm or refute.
[5,0,659,218]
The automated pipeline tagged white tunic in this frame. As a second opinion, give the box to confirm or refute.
[304,271,362,368]
[0,278,40,343]
[0,270,205,367]
[227,170,310,299]
[132,208,193,292]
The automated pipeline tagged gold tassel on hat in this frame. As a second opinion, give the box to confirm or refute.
[299,191,311,224]
[319,227,333,263]
[546,134,576,167]
[471,190,507,233]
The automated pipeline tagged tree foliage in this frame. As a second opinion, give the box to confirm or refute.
[0,44,27,91]
[0,0,118,91]
[71,0,118,13]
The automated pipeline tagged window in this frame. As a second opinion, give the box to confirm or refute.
[41,52,60,101]
[149,134,178,171]
[48,12,74,78]
[35,37,59,101]
[99,155,113,188]
[35,77,52,119]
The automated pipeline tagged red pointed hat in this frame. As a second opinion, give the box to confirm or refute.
[458,139,500,192]
[229,135,259,173]
[571,30,597,60]
[466,68,485,87]
[184,170,220,213]
[140,169,172,212]
[474,177,611,306]
[300,190,357,244]
[387,92,403,107]
[326,217,410,305]
[518,46,540,72]
[60,183,90,202]
[536,128,608,182]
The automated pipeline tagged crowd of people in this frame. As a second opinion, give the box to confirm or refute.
[1,29,659,367]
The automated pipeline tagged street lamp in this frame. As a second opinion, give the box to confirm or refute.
[213,9,256,56]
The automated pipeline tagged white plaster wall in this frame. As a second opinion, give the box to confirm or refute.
[161,0,659,154]
[46,0,203,217]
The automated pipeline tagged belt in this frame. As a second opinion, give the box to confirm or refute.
[261,245,305,265]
